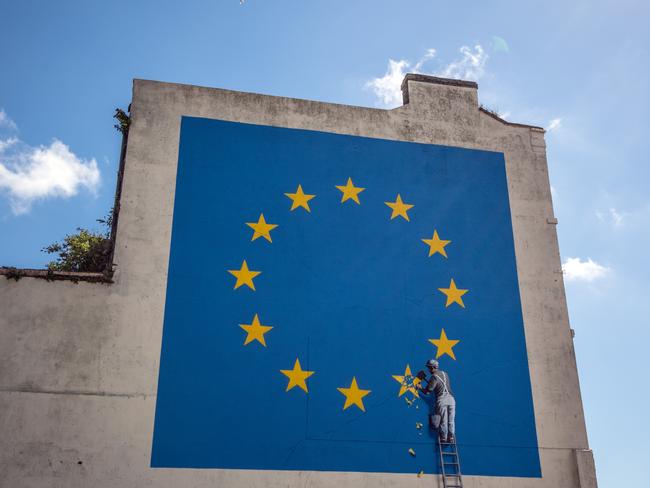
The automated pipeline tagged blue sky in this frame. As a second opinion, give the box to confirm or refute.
[1,1,648,485]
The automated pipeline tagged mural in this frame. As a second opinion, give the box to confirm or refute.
[151,117,541,477]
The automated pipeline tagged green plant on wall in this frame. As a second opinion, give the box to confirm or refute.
[113,107,130,135]
[42,213,112,272]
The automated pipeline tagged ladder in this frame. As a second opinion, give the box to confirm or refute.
[438,437,463,488]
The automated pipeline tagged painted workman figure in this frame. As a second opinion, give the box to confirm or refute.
[419,359,456,443]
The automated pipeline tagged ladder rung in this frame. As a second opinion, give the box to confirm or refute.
[439,437,462,487]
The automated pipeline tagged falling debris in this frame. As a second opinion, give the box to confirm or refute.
[417,470,424,478]
[404,396,414,406]
[415,422,423,429]
[408,448,416,457]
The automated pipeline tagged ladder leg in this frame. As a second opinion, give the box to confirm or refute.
[437,436,463,488]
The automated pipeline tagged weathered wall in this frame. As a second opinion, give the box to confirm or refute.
[0,75,596,487]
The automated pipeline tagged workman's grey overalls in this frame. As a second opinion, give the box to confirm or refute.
[426,370,456,440]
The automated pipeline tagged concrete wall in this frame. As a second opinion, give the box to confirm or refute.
[0,75,596,487]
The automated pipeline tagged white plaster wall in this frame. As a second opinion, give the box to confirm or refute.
[0,77,596,487]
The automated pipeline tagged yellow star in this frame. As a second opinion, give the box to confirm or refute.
[280,358,314,393]
[285,184,316,212]
[422,230,451,258]
[391,364,421,398]
[438,278,468,308]
[227,260,261,290]
[239,313,273,346]
[384,194,414,221]
[337,377,371,412]
[335,177,365,204]
[245,214,278,242]
[429,328,460,360]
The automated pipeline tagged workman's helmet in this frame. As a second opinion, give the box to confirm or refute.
[426,359,439,369]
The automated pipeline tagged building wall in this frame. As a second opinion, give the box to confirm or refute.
[0,76,596,487]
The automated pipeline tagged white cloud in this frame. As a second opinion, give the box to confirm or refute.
[365,45,489,108]
[0,138,100,215]
[365,59,411,108]
[0,137,18,152]
[0,109,18,131]
[546,118,562,132]
[437,45,488,81]
[562,257,610,282]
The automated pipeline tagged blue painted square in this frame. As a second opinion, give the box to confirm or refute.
[151,117,541,477]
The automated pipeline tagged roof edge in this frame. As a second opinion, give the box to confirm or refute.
[479,107,545,131]
[400,73,479,92]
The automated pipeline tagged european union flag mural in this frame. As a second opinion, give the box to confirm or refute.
[151,117,541,477]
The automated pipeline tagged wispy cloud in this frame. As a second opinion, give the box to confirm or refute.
[562,257,610,282]
[0,117,100,215]
[437,45,488,81]
[365,45,489,108]
[546,118,562,132]
[0,109,18,131]
[413,48,437,72]
[596,207,626,227]
[609,207,624,227]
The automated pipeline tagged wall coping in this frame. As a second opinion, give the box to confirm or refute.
[0,267,112,283]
